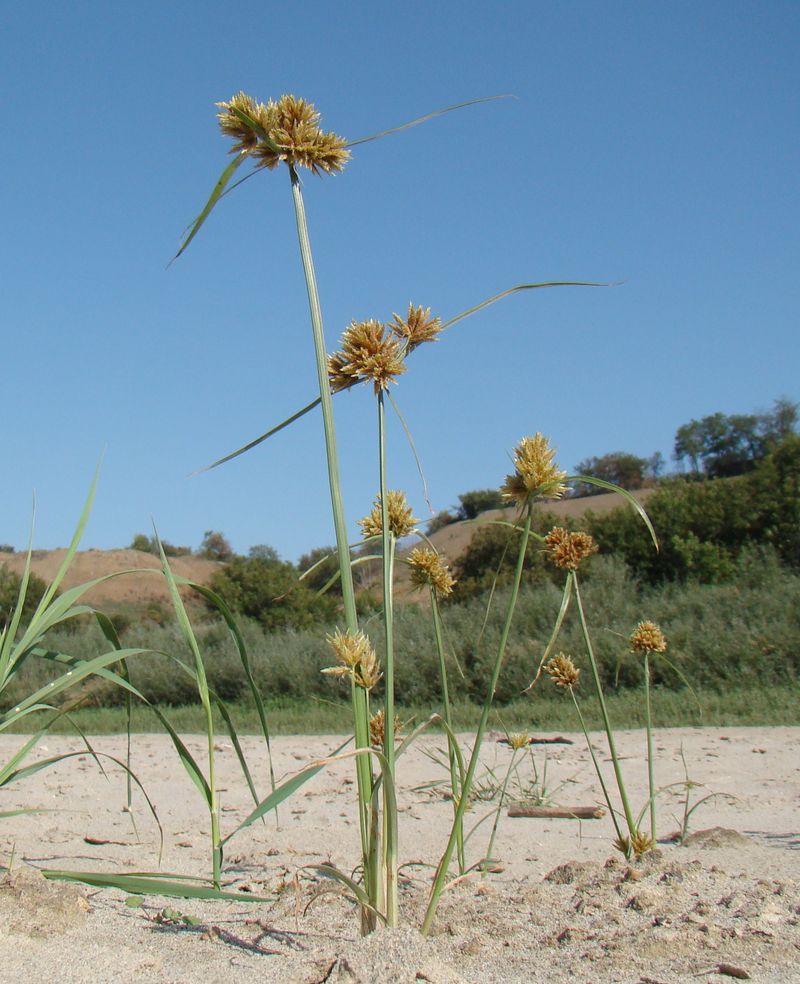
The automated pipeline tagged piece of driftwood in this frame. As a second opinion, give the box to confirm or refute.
[496,735,574,746]
[507,803,605,819]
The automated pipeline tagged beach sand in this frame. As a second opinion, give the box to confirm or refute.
[0,726,798,983]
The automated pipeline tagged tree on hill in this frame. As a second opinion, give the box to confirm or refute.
[584,433,800,582]
[573,452,652,496]
[129,534,192,557]
[208,551,336,631]
[456,489,504,520]
[297,545,343,596]
[199,530,234,561]
[674,398,798,478]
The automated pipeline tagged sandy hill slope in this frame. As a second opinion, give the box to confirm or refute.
[0,548,222,609]
[390,487,655,604]
[0,489,652,611]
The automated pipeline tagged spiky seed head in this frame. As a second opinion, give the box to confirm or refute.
[328,319,406,394]
[545,527,598,571]
[631,829,655,857]
[359,490,418,539]
[501,434,568,506]
[614,834,631,858]
[327,351,358,394]
[216,92,350,175]
[406,546,456,598]
[322,629,382,691]
[369,708,402,747]
[507,732,532,751]
[630,621,667,654]
[545,653,581,690]
[389,304,443,352]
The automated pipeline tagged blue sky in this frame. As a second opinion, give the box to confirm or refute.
[2,1,797,561]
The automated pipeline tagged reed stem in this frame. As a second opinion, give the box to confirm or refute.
[288,164,374,894]
[422,507,533,935]
[572,571,637,841]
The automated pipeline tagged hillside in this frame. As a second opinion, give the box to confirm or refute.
[391,488,655,604]
[0,489,653,613]
[0,548,222,610]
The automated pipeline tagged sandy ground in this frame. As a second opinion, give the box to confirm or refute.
[0,726,798,983]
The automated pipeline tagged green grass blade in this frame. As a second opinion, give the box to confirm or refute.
[524,576,573,693]
[146,703,212,804]
[33,464,100,616]
[172,152,248,262]
[346,95,513,147]
[3,748,164,863]
[195,397,321,473]
[310,864,387,925]
[0,506,36,685]
[221,737,351,845]
[172,577,276,802]
[42,869,273,902]
[210,693,261,812]
[386,390,432,513]
[0,728,50,786]
[0,647,154,730]
[440,282,609,335]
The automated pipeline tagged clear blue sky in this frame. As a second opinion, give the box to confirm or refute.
[2,1,797,561]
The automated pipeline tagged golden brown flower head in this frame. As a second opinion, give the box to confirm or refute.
[507,732,532,751]
[389,304,443,352]
[545,653,580,690]
[322,629,381,690]
[501,434,568,506]
[369,708,402,748]
[545,527,598,571]
[406,546,456,598]
[328,319,406,395]
[630,829,655,857]
[216,92,350,175]
[359,490,418,539]
[630,621,667,654]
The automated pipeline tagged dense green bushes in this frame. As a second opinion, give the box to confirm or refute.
[585,435,800,583]
[9,550,795,713]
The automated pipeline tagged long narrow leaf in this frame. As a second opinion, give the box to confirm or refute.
[310,864,387,925]
[568,475,659,550]
[524,576,574,693]
[0,504,36,685]
[439,281,608,335]
[42,869,272,902]
[221,738,351,845]
[195,282,603,473]
[386,390,432,513]
[171,577,276,801]
[195,397,321,474]
[0,647,155,730]
[172,151,248,262]
[346,95,512,147]
[33,463,100,616]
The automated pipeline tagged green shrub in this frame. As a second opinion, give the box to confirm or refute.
[209,554,337,632]
[0,566,50,628]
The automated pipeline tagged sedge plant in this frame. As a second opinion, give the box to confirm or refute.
[175,91,607,933]
[529,517,660,859]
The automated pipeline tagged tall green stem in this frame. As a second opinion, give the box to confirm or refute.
[376,390,398,926]
[422,507,533,935]
[288,165,374,893]
[568,688,625,845]
[483,748,519,877]
[644,652,656,841]
[571,571,637,841]
[431,590,465,873]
